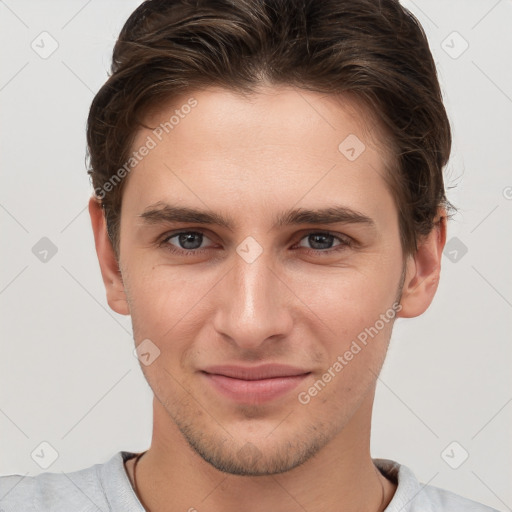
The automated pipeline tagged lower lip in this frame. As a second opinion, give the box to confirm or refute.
[202,372,310,404]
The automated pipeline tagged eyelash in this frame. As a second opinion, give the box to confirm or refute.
[158,230,353,257]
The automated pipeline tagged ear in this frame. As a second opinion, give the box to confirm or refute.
[88,196,130,316]
[397,209,447,318]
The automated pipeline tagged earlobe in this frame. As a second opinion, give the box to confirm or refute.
[397,211,447,318]
[88,196,130,316]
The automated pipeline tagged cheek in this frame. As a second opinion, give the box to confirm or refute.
[293,261,401,396]
[294,261,401,337]
[296,313,395,419]
[125,264,222,364]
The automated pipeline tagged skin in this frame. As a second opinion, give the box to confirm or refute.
[89,85,446,512]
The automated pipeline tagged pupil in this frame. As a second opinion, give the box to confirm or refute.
[179,233,202,250]
[310,234,332,249]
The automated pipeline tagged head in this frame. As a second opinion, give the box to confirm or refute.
[88,0,451,476]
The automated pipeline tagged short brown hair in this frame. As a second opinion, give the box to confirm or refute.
[86,0,452,259]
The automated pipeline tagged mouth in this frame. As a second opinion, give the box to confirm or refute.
[200,364,311,404]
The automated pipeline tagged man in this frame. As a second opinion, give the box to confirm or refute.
[0,0,499,510]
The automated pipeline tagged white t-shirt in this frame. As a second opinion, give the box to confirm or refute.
[0,451,499,511]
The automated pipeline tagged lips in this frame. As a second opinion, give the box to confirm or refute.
[200,364,311,404]
[202,364,310,380]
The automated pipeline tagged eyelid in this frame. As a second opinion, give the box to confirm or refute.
[295,229,352,244]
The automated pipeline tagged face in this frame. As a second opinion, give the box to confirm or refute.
[102,86,413,475]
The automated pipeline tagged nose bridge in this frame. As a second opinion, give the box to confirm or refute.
[213,246,292,348]
[235,254,274,322]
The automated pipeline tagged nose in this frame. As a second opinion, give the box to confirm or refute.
[212,248,294,351]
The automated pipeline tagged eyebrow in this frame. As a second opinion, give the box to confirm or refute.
[139,202,375,231]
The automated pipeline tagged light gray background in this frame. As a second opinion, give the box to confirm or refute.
[1,0,511,510]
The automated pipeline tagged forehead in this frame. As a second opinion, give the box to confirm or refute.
[124,85,397,227]
[143,85,392,162]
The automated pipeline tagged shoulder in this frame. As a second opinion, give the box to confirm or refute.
[0,451,137,512]
[0,464,104,512]
[374,458,500,512]
[416,484,500,511]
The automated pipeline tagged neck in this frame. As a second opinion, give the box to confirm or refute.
[128,392,395,512]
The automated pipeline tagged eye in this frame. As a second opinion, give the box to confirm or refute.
[295,232,352,254]
[161,231,213,254]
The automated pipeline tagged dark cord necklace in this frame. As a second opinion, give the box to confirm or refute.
[132,451,150,511]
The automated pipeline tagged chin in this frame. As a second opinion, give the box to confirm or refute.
[176,415,332,476]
